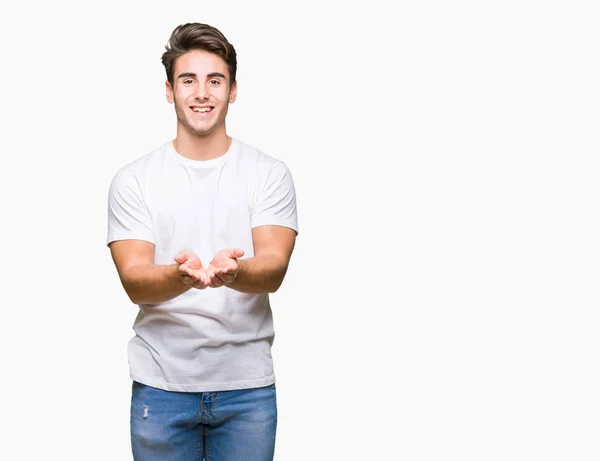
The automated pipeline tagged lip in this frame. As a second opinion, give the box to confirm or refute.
[190,106,215,118]
[189,105,215,117]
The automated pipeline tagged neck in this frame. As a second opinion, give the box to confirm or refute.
[173,125,232,161]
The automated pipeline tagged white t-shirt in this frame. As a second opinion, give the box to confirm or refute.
[106,138,298,392]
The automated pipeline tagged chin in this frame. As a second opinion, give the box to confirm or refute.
[192,128,216,137]
[196,121,222,135]
[177,117,214,136]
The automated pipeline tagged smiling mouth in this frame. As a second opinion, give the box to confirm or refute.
[190,106,214,113]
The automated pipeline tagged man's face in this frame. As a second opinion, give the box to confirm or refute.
[166,49,236,137]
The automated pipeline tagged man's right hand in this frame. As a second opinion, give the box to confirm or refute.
[174,251,210,290]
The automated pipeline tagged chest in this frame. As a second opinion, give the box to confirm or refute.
[148,165,255,242]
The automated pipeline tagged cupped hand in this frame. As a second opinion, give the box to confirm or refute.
[206,248,245,288]
[174,251,210,289]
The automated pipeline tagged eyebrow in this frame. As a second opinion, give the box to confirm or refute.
[177,72,227,80]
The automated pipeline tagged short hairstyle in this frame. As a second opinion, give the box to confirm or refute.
[161,23,237,88]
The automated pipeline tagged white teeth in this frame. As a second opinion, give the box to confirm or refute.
[192,107,212,113]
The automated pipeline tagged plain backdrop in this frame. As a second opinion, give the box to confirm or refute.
[1,1,598,460]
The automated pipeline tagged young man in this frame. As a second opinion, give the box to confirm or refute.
[106,23,298,461]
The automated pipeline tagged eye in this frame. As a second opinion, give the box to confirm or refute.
[183,79,194,84]
[209,79,220,85]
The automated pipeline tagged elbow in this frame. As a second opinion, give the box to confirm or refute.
[122,283,143,305]
[119,274,143,305]
[268,283,281,294]
[268,268,288,293]
[127,292,143,305]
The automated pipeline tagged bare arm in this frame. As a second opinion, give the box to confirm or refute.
[109,240,210,304]
[206,225,297,293]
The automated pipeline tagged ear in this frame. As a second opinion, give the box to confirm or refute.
[165,80,174,104]
[229,81,237,103]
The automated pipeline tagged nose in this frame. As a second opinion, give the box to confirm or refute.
[195,82,209,101]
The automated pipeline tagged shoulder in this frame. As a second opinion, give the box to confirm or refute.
[109,142,170,188]
[233,138,290,176]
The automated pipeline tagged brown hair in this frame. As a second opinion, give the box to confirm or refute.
[161,23,237,88]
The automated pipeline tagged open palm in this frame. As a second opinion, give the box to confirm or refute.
[207,248,245,287]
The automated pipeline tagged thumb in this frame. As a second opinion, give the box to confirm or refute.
[174,251,191,264]
[229,248,245,259]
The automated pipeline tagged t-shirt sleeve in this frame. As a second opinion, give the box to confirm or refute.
[106,169,155,245]
[251,161,299,235]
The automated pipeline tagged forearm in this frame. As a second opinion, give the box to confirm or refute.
[120,263,191,305]
[228,254,289,293]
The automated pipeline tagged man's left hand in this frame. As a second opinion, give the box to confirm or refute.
[206,248,245,288]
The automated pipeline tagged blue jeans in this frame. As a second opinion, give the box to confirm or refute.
[130,381,277,461]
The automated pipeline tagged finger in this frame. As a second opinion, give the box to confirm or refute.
[187,259,205,271]
[214,272,232,284]
[191,268,209,286]
[205,269,219,288]
[183,270,206,284]
[192,271,209,289]
[214,271,235,284]
[174,251,193,264]
[181,269,208,287]
[217,269,238,283]
[205,274,216,288]
[179,265,196,278]
[228,248,245,259]
[192,281,208,290]
[215,265,236,274]
[202,268,211,283]
[209,277,224,288]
